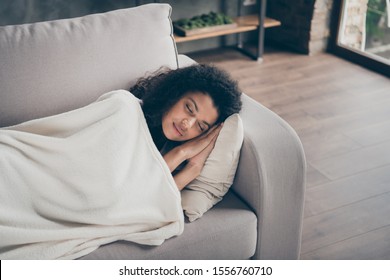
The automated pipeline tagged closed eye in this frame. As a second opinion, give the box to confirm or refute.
[199,121,210,132]
[186,104,193,114]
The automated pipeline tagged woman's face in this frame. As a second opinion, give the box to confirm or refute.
[162,91,219,141]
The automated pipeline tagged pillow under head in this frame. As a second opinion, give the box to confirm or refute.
[181,113,244,222]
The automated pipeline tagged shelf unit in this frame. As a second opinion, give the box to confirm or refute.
[174,15,280,43]
[173,0,281,61]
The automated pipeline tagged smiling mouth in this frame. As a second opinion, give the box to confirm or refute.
[173,123,183,136]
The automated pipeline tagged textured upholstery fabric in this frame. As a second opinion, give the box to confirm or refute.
[233,94,306,259]
[79,192,257,260]
[0,4,178,127]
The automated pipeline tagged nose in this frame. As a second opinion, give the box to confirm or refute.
[182,118,196,130]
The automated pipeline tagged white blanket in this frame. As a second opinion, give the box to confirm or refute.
[0,90,184,259]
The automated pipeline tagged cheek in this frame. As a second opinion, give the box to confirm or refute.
[161,113,171,137]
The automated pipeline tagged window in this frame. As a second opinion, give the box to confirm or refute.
[330,0,390,77]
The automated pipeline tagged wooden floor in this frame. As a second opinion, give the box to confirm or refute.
[189,46,390,260]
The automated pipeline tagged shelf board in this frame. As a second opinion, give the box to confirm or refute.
[174,15,281,43]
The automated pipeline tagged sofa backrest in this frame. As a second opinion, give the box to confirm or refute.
[0,4,178,127]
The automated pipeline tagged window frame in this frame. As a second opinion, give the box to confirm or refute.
[328,0,390,78]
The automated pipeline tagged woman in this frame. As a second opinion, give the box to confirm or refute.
[130,64,242,190]
[0,64,242,259]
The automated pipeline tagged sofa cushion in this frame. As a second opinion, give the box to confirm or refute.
[0,4,178,127]
[181,113,244,222]
[79,192,257,259]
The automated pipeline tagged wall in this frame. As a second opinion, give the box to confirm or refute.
[267,0,334,54]
[338,0,368,51]
[0,0,131,25]
[0,0,256,54]
[0,0,333,55]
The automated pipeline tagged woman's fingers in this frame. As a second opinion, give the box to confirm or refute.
[195,123,222,153]
[204,122,223,140]
[187,125,221,168]
[164,123,223,172]
[204,131,218,153]
[196,123,222,149]
[182,122,223,159]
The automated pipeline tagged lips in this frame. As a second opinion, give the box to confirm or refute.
[173,123,183,136]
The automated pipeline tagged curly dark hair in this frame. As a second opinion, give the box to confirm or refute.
[130,64,242,129]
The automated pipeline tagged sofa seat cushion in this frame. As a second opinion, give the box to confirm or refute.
[79,191,257,259]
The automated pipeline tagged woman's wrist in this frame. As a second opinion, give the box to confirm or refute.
[163,145,188,172]
[176,145,189,161]
[174,161,201,190]
[185,160,202,176]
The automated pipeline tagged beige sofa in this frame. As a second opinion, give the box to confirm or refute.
[0,3,306,259]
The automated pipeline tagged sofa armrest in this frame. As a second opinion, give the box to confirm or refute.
[233,94,306,259]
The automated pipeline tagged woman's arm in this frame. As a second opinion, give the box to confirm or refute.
[173,131,219,190]
[172,162,202,191]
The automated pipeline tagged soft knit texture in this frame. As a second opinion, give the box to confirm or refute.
[0,90,184,259]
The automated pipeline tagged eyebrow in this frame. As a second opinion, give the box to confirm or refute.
[188,97,199,112]
[188,97,211,129]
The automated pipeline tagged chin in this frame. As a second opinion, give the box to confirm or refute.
[162,128,177,141]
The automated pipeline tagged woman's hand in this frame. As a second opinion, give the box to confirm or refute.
[180,123,223,159]
[173,124,222,190]
[186,127,219,170]
[163,123,223,173]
